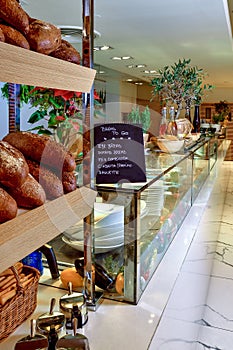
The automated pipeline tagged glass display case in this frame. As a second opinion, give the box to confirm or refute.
[53,136,218,305]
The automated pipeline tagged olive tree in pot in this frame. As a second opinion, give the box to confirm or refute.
[150,58,214,119]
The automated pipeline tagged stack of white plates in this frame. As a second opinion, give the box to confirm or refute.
[62,201,147,253]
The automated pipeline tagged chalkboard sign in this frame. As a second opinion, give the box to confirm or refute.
[94,123,146,184]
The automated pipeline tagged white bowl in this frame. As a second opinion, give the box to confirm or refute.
[157,139,184,153]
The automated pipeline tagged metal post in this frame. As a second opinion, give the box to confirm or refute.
[82,0,96,308]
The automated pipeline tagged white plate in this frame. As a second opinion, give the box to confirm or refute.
[62,235,123,254]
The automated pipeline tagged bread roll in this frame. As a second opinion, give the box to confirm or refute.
[3,131,76,173]
[0,140,29,188]
[50,39,81,64]
[0,24,29,49]
[0,0,29,35]
[0,187,17,223]
[26,19,61,55]
[26,159,64,199]
[0,27,5,42]
[7,174,46,209]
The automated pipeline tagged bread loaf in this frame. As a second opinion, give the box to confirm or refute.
[0,24,30,49]
[0,0,29,35]
[0,140,29,188]
[26,159,64,199]
[0,27,5,42]
[62,171,77,193]
[26,19,61,55]
[0,187,17,223]
[50,39,81,64]
[3,131,76,172]
[6,173,46,209]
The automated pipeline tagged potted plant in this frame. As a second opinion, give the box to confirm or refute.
[150,58,214,118]
[212,100,229,124]
[126,105,151,143]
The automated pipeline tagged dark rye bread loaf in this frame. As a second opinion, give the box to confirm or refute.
[26,158,64,199]
[0,187,17,223]
[6,173,46,209]
[0,24,30,49]
[3,132,76,173]
[0,0,29,35]
[0,140,29,188]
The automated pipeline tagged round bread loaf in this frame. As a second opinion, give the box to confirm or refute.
[26,158,64,199]
[0,0,29,35]
[26,19,61,55]
[3,131,76,173]
[0,140,29,188]
[50,39,81,64]
[0,187,17,223]
[0,24,30,49]
[6,173,46,209]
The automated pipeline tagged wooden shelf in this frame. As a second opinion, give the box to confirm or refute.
[0,42,97,274]
[0,187,97,273]
[0,42,96,92]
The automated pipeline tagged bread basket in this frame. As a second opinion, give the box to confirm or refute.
[0,265,40,342]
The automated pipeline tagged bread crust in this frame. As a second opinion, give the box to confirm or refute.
[0,187,17,223]
[26,19,61,55]
[26,159,64,199]
[0,24,29,49]
[0,0,29,35]
[3,132,76,173]
[0,140,29,188]
[0,27,5,42]
[6,173,46,209]
[50,39,81,64]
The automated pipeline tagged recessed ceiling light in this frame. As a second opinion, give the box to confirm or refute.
[94,45,113,51]
[144,70,157,74]
[111,56,133,61]
[126,79,133,82]
[127,64,146,68]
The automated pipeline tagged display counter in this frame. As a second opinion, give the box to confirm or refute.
[49,136,218,305]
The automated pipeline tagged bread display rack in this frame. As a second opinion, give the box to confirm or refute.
[0,41,97,274]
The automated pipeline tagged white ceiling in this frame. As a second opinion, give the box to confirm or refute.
[22,0,233,88]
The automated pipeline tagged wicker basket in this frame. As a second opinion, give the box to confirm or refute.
[0,265,40,342]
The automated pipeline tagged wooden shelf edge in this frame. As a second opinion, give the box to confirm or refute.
[0,186,97,273]
[0,42,96,92]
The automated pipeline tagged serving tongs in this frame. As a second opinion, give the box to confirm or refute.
[14,319,48,350]
[56,318,90,350]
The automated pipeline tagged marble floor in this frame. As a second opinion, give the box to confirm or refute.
[149,159,233,349]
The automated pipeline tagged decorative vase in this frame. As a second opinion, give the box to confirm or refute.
[192,105,200,133]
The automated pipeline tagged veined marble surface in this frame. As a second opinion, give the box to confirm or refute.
[1,141,233,350]
[149,159,233,349]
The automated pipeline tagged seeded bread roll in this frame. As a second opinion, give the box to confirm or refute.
[26,158,64,199]
[6,173,46,209]
[0,24,29,49]
[0,0,29,35]
[26,19,61,55]
[50,39,81,64]
[0,187,17,223]
[0,27,5,42]
[0,140,29,188]
[3,131,76,173]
